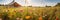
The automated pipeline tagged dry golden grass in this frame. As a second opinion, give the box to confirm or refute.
[0,6,60,20]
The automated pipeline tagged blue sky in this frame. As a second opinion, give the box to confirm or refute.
[0,0,60,6]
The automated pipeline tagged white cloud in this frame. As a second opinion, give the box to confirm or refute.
[0,0,59,7]
[29,0,58,6]
[0,0,13,5]
[15,0,57,6]
[15,0,25,6]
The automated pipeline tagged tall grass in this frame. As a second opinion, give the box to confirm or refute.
[0,6,60,20]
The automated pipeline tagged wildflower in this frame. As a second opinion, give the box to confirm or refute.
[16,17,20,20]
[19,9,24,13]
[5,10,8,12]
[20,18,23,20]
[56,16,59,20]
[39,16,42,20]
[0,18,2,20]
[28,10,33,14]
[25,16,31,19]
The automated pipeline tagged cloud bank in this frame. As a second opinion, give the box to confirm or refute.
[0,0,60,6]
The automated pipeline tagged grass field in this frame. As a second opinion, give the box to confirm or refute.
[0,6,60,20]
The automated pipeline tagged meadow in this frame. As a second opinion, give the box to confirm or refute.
[0,6,60,20]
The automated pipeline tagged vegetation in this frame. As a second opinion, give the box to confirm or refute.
[0,6,60,20]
